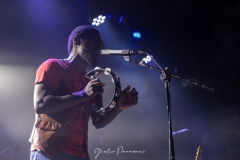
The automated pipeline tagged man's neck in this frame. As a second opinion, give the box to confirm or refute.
[70,55,87,74]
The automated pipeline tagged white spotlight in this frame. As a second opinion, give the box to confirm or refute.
[92,14,106,26]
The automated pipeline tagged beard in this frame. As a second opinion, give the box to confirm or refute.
[80,51,98,66]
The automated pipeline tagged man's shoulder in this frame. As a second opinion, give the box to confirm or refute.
[41,58,58,65]
[43,58,60,64]
[40,58,70,69]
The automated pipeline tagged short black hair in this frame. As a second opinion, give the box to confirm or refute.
[67,25,99,54]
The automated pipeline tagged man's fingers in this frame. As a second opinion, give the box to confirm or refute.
[93,86,104,93]
[129,88,138,94]
[122,85,131,93]
[85,78,105,97]
[128,88,138,99]
[90,78,105,87]
[90,78,102,83]
[92,82,105,87]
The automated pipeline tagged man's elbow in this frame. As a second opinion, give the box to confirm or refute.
[34,106,41,114]
[34,103,45,114]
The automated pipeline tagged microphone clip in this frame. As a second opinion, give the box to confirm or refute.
[123,55,131,62]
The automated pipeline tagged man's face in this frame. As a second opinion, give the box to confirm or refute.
[78,31,103,66]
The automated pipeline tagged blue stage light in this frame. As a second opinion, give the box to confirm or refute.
[118,15,124,24]
[132,32,141,38]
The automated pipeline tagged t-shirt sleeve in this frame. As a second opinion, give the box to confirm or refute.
[35,59,62,88]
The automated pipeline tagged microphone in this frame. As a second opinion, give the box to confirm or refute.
[99,49,146,56]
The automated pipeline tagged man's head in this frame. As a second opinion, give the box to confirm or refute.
[67,25,104,66]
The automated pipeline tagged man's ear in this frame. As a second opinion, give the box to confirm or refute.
[73,36,80,45]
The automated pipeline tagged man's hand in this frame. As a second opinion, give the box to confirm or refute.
[117,85,138,110]
[83,78,105,100]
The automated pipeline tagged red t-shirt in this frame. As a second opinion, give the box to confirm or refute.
[31,59,91,158]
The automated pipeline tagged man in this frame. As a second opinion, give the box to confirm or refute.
[29,25,138,160]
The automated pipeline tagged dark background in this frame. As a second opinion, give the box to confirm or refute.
[0,0,239,160]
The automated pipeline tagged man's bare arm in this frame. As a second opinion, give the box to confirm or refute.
[34,78,104,114]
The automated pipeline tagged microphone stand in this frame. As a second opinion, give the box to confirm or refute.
[122,55,215,160]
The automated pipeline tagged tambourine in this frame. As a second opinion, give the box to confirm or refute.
[86,67,121,115]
